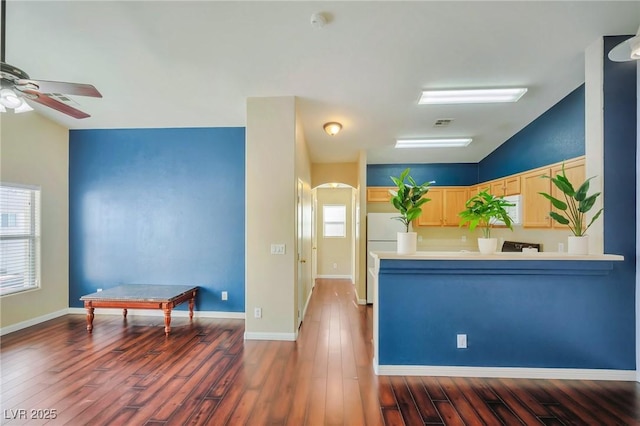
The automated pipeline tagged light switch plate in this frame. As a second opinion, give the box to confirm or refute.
[457,334,467,349]
[270,244,286,255]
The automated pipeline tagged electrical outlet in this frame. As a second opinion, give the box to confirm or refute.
[333,262,337,269]
[461,235,467,242]
[221,291,228,301]
[254,307,262,319]
[457,334,467,349]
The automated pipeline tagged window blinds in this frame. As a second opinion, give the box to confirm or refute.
[0,184,40,296]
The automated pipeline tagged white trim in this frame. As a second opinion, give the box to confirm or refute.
[302,286,313,319]
[67,307,245,319]
[357,298,367,305]
[244,331,297,341]
[316,274,352,279]
[0,308,68,336]
[374,363,637,381]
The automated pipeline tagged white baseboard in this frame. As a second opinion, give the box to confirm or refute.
[0,309,68,336]
[67,307,245,319]
[244,331,297,341]
[316,274,352,279]
[374,362,637,381]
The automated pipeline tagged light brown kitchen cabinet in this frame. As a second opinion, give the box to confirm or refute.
[416,187,468,227]
[416,189,443,226]
[489,176,521,196]
[367,187,394,202]
[522,168,552,227]
[550,158,585,229]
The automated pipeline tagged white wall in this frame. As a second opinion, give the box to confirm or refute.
[316,187,354,278]
[245,96,312,340]
[0,112,69,332]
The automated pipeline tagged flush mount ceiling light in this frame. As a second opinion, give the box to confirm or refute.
[608,26,640,62]
[323,122,342,136]
[419,88,528,105]
[395,138,472,148]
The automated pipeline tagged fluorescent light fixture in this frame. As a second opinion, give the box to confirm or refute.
[395,138,472,148]
[419,88,528,104]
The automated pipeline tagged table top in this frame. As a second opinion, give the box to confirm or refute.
[80,284,198,302]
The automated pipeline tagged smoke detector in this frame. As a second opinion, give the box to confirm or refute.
[310,12,327,29]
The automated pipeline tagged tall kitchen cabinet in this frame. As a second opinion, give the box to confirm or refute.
[416,187,468,227]
[522,158,585,228]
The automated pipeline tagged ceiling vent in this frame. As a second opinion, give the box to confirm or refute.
[433,118,453,128]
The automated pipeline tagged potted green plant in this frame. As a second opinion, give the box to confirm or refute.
[389,168,434,254]
[538,163,603,255]
[458,190,514,254]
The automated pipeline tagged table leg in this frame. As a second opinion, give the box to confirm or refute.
[86,306,94,333]
[189,297,194,322]
[163,306,172,335]
[123,308,128,318]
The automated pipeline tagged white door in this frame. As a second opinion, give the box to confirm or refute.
[297,179,305,329]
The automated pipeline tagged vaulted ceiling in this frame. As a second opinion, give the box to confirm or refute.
[4,1,639,164]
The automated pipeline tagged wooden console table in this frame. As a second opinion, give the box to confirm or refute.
[80,284,198,335]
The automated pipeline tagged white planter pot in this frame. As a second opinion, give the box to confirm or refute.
[397,232,417,255]
[477,238,498,254]
[568,235,589,255]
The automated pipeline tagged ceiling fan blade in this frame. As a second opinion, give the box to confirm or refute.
[17,79,102,98]
[23,90,91,119]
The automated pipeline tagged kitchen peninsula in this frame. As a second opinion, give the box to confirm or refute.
[370,250,635,381]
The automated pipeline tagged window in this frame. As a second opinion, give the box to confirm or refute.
[0,184,41,296]
[323,204,346,238]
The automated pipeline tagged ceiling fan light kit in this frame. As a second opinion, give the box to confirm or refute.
[608,26,640,62]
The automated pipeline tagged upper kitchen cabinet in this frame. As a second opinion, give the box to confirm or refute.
[522,167,552,228]
[550,157,585,229]
[522,156,585,228]
[489,175,521,197]
[367,187,394,202]
[416,187,467,227]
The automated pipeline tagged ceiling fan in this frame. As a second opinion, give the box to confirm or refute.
[0,0,102,118]
[608,26,640,62]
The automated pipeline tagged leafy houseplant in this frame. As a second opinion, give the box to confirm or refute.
[389,168,434,232]
[458,190,514,238]
[538,163,603,237]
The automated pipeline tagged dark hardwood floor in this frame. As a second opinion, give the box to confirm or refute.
[1,278,639,425]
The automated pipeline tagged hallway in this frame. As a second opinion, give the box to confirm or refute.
[1,279,639,424]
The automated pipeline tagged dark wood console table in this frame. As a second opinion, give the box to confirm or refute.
[80,284,198,335]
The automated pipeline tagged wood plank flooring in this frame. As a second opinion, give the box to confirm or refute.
[1,278,639,425]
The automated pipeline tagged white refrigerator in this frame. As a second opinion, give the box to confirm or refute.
[366,213,405,303]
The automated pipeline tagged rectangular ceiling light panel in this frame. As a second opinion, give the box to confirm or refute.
[395,138,472,148]
[419,88,528,104]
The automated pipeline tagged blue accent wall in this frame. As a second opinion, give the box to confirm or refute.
[479,85,585,182]
[367,163,478,186]
[69,127,245,312]
[602,35,637,360]
[378,258,632,369]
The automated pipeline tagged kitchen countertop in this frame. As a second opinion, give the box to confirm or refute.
[370,251,624,261]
